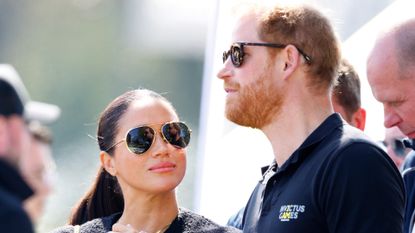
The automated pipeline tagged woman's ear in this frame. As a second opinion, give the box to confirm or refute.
[100,151,117,176]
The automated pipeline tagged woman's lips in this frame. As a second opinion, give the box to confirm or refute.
[148,162,176,173]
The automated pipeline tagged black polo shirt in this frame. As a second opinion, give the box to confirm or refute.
[241,113,405,233]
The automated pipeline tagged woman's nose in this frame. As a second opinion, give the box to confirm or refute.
[150,133,172,157]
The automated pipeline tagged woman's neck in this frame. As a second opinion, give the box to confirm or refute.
[117,191,179,233]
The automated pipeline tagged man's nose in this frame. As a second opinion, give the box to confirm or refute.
[217,59,233,80]
[383,106,402,128]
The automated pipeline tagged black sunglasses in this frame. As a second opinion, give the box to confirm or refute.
[222,42,312,67]
[107,121,191,155]
[382,138,409,158]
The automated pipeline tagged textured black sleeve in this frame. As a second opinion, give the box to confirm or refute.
[320,143,405,233]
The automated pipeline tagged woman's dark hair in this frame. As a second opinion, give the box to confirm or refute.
[68,89,175,225]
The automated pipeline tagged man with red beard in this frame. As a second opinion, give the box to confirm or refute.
[217,4,404,233]
[367,18,415,233]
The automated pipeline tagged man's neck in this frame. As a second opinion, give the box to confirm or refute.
[261,95,333,167]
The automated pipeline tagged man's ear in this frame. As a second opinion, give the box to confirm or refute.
[100,151,117,176]
[280,45,301,80]
[352,108,366,131]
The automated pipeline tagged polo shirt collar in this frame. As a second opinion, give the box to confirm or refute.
[277,113,344,174]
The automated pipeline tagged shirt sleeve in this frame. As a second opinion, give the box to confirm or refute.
[319,142,405,233]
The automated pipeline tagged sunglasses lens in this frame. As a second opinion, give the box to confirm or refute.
[126,126,155,154]
[230,44,243,67]
[162,122,191,148]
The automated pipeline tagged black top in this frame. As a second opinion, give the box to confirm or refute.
[0,159,34,233]
[51,208,241,233]
[0,159,33,201]
[241,113,405,233]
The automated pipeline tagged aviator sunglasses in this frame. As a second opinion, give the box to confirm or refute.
[106,121,191,155]
[222,42,312,67]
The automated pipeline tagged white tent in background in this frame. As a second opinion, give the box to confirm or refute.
[195,0,415,225]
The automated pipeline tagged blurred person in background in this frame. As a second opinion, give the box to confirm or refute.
[332,59,366,131]
[382,127,411,170]
[0,64,60,233]
[218,3,404,232]
[367,18,415,233]
[20,121,57,224]
[51,89,240,233]
[0,70,33,233]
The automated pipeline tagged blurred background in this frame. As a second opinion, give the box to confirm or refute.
[0,0,208,231]
[0,0,410,232]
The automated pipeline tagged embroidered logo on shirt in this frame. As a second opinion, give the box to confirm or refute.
[279,204,306,222]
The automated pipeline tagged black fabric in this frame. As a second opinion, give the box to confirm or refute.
[403,151,415,233]
[0,159,34,233]
[50,208,241,233]
[241,113,405,233]
[0,188,34,233]
[0,79,24,116]
[0,159,34,201]
[404,139,415,151]
[227,207,244,230]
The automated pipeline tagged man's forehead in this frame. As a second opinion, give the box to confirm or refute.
[232,14,258,39]
[368,33,396,67]
[368,51,400,88]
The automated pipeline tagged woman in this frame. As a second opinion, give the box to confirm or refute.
[51,89,240,233]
